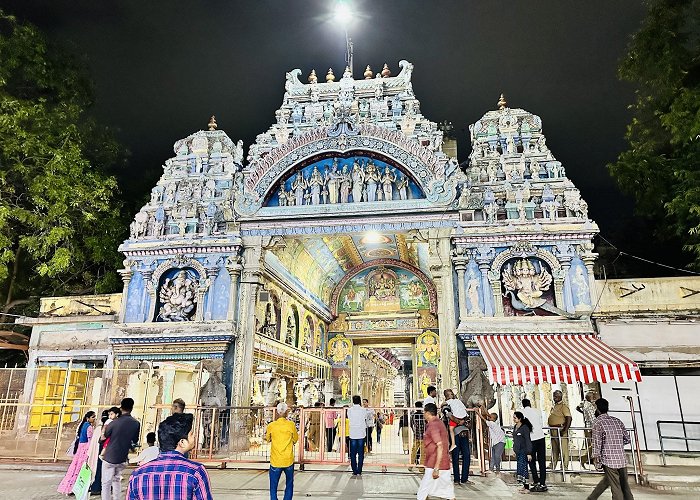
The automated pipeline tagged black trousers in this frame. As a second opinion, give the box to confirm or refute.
[325,427,336,453]
[366,427,373,451]
[529,437,547,485]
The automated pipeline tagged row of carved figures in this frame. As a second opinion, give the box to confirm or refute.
[468,155,565,184]
[130,202,227,239]
[284,93,416,127]
[277,160,413,206]
[150,179,231,206]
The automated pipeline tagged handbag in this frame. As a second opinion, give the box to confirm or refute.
[66,436,78,457]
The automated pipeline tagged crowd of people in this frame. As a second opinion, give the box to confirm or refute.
[56,388,634,500]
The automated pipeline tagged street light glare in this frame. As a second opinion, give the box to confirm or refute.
[334,1,353,25]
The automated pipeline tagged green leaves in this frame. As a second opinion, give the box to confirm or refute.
[0,10,125,306]
[609,0,700,269]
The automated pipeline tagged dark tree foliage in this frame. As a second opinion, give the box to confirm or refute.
[0,10,127,323]
[609,0,700,268]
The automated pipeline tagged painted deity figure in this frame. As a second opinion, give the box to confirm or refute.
[339,165,352,203]
[396,175,408,200]
[466,277,481,315]
[286,316,296,344]
[291,173,307,207]
[351,160,365,202]
[339,370,350,401]
[365,161,380,202]
[326,160,341,204]
[571,266,591,306]
[158,270,198,321]
[381,166,396,201]
[309,166,324,205]
[278,186,287,206]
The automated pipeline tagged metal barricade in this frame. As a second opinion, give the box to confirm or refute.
[657,420,700,466]
[476,424,643,483]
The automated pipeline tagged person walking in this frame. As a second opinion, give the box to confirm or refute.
[513,411,533,494]
[416,403,456,500]
[521,398,547,492]
[347,395,366,477]
[476,404,506,474]
[398,410,410,454]
[58,410,96,495]
[443,389,471,485]
[127,413,213,500]
[548,390,572,471]
[577,391,598,468]
[306,402,321,452]
[325,398,338,453]
[362,399,376,453]
[587,398,634,500]
[88,410,109,496]
[265,402,298,500]
[376,410,385,445]
[101,398,141,500]
[409,401,425,471]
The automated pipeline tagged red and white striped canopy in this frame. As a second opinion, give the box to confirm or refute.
[475,334,642,386]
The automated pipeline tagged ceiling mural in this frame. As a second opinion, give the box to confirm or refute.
[269,234,430,307]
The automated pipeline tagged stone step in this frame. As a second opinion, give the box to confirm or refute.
[641,452,700,466]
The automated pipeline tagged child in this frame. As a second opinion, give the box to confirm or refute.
[443,389,468,452]
[476,404,506,474]
[513,411,533,494]
[99,406,121,460]
[135,432,159,465]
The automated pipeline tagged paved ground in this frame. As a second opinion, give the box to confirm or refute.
[0,467,690,499]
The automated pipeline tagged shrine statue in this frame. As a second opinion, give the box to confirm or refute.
[308,166,324,205]
[396,175,408,200]
[420,372,432,397]
[365,162,380,202]
[339,370,350,401]
[351,161,365,202]
[285,315,296,344]
[381,167,396,201]
[339,165,352,203]
[326,160,341,204]
[157,270,198,321]
[460,356,495,409]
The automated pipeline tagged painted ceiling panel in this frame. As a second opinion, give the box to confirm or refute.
[269,234,431,307]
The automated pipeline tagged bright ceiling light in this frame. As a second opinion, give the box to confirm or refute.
[334,1,353,25]
[363,231,384,244]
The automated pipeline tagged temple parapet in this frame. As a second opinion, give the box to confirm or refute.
[594,277,700,316]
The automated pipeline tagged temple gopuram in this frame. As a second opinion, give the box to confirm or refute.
[14,61,700,454]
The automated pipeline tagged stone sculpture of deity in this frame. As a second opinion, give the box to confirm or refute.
[381,167,396,201]
[157,270,198,321]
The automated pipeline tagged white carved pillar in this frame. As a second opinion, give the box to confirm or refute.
[231,239,262,408]
[117,260,133,322]
[488,268,504,316]
[431,229,459,393]
[452,255,468,327]
[226,254,242,321]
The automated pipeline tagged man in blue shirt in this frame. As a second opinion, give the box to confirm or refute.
[127,413,213,500]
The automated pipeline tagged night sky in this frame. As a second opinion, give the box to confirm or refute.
[3,1,690,275]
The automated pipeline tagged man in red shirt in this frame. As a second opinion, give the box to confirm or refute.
[417,403,456,500]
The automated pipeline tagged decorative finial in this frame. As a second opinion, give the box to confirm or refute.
[497,93,507,110]
[381,63,391,78]
[326,68,336,82]
[308,69,317,84]
[364,65,373,79]
[343,66,352,78]
[208,115,218,131]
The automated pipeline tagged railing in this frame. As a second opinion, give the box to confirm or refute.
[657,420,700,466]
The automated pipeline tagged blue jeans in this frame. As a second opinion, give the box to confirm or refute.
[349,438,365,475]
[451,432,471,483]
[269,464,294,500]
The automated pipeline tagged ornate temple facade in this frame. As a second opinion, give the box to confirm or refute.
[17,60,698,449]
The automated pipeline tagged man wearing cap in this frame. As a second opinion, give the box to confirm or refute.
[265,402,298,500]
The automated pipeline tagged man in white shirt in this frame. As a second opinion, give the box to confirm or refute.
[443,389,471,485]
[362,398,376,453]
[521,398,547,492]
[423,385,438,406]
[347,395,367,476]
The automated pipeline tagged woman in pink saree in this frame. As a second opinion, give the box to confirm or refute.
[58,411,96,495]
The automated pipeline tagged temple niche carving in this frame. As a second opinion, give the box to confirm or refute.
[156,269,199,321]
[268,156,421,207]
